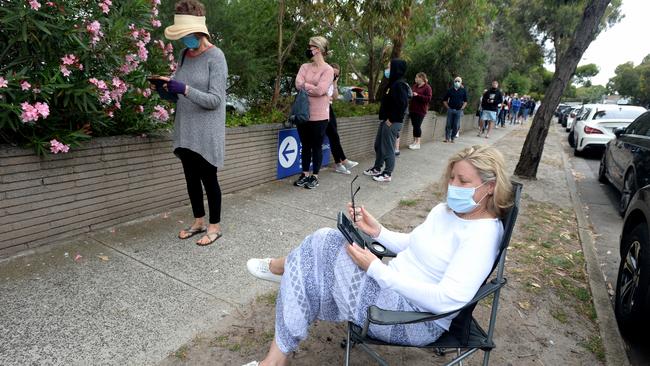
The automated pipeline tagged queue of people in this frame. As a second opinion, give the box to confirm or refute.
[158,0,526,250]
[154,4,519,365]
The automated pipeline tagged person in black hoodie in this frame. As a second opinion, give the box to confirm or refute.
[363,59,409,183]
[479,80,503,139]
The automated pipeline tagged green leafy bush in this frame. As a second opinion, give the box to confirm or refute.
[0,0,174,155]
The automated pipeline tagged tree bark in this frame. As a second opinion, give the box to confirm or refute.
[374,1,412,101]
[514,0,612,178]
[271,0,285,109]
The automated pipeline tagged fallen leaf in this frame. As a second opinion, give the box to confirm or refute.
[97,255,109,261]
[74,254,82,262]
[530,282,541,288]
[518,301,531,310]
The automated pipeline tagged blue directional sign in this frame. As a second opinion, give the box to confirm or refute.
[277,128,330,179]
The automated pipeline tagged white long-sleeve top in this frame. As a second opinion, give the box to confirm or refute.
[366,203,504,330]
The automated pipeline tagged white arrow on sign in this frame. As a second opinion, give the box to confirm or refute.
[278,136,298,168]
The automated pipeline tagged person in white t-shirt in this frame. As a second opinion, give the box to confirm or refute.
[244,145,513,366]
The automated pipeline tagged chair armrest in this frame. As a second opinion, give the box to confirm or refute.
[365,278,507,327]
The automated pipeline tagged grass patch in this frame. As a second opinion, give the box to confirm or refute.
[580,335,606,361]
[399,199,418,207]
[174,345,189,360]
[257,291,278,306]
[550,308,568,324]
[511,200,599,329]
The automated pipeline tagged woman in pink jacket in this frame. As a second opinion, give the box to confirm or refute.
[293,36,334,190]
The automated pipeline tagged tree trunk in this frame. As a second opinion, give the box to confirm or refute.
[514,0,612,178]
[374,1,412,101]
[270,0,285,109]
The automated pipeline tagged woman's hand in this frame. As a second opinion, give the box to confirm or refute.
[346,243,379,272]
[346,203,381,238]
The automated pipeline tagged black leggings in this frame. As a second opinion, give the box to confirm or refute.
[297,120,328,174]
[409,112,425,138]
[175,147,222,224]
[326,107,346,164]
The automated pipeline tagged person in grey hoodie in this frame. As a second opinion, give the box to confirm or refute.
[363,59,410,183]
[160,0,227,246]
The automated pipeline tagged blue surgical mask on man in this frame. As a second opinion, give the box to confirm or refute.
[447,182,488,213]
[384,69,390,79]
[182,34,200,49]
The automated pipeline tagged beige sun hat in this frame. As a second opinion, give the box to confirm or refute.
[164,14,209,40]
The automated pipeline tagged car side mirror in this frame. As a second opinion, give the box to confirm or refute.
[614,127,625,137]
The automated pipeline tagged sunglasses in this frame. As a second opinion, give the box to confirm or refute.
[350,175,360,222]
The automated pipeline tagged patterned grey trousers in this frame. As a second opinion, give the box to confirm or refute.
[275,228,445,354]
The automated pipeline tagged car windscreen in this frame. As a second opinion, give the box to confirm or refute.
[592,108,645,120]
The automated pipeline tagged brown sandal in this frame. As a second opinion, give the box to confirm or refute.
[196,231,222,246]
[178,226,206,239]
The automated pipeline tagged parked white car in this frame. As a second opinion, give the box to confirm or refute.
[572,104,647,156]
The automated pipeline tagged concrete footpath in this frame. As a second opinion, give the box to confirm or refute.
[0,123,624,365]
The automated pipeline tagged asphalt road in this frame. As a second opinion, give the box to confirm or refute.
[558,123,648,365]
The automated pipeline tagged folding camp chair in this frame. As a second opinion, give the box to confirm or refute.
[343,181,523,366]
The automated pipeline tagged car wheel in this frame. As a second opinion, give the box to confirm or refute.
[573,144,582,157]
[618,171,637,217]
[568,131,575,147]
[598,154,608,184]
[615,224,650,339]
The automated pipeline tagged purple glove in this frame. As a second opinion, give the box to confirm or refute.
[167,79,187,95]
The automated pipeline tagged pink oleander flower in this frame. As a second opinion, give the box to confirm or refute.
[60,65,71,77]
[0,76,8,88]
[87,21,103,45]
[152,19,161,28]
[28,0,41,10]
[34,102,49,118]
[99,0,111,14]
[152,105,169,122]
[20,102,39,122]
[137,105,144,113]
[33,88,41,94]
[46,1,55,6]
[142,88,152,97]
[50,139,70,154]
[152,0,160,5]
[152,7,159,17]
[136,41,148,61]
[107,110,114,118]
[61,54,77,65]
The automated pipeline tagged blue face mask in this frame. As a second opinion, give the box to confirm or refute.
[384,69,390,79]
[182,34,200,49]
[454,81,461,88]
[447,182,488,213]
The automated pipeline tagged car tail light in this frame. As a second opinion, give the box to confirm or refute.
[584,126,603,134]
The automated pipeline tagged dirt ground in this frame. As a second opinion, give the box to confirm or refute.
[160,126,605,366]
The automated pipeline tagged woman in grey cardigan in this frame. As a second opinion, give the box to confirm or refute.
[160,0,227,246]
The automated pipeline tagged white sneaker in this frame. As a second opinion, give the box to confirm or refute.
[246,258,282,283]
[242,362,259,366]
[372,173,392,182]
[344,160,359,170]
[408,143,420,150]
[335,163,351,174]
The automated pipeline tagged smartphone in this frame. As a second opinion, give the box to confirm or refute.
[147,78,178,102]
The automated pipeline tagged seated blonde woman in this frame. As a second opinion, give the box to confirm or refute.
[244,145,513,366]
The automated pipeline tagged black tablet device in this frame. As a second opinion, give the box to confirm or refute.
[337,211,390,255]
[337,211,366,248]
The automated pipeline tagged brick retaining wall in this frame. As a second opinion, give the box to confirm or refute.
[0,112,482,256]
